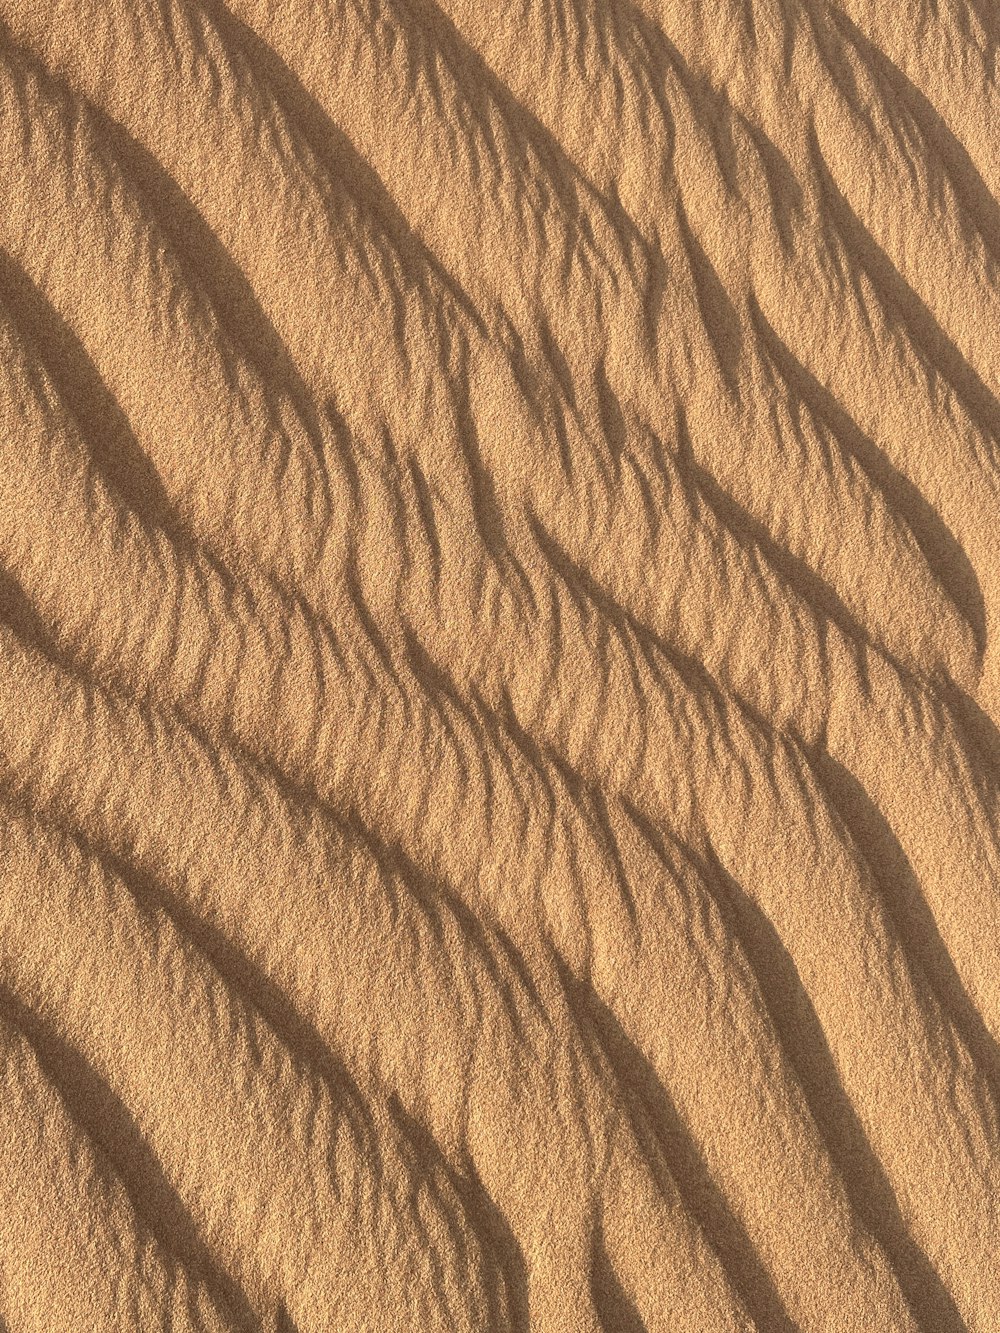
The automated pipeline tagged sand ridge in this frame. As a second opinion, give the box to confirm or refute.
[0,0,998,1328]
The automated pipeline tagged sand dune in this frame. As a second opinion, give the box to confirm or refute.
[0,0,998,1328]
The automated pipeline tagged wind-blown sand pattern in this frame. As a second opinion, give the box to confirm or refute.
[0,0,998,1328]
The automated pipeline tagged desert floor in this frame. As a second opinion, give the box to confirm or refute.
[0,1,998,1329]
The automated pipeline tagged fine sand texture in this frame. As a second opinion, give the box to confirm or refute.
[1,1,999,1329]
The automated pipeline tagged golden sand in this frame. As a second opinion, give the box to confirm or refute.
[0,0,998,1328]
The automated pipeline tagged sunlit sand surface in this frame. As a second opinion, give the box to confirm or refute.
[1,1,999,1328]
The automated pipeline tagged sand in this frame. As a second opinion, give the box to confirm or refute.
[0,0,998,1328]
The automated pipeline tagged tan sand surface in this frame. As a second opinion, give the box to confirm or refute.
[0,0,998,1328]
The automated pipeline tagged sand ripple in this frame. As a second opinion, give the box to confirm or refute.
[0,1,998,1328]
